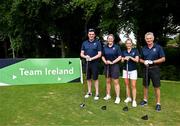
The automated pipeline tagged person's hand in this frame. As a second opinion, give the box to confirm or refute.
[106,60,113,64]
[124,56,132,61]
[88,58,92,61]
[105,60,109,64]
[147,60,153,64]
[144,60,149,65]
[144,60,153,65]
[85,55,91,61]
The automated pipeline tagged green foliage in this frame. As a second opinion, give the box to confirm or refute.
[160,47,180,81]
[119,0,180,46]
[177,34,180,46]
[161,65,178,80]
[70,0,99,21]
[0,0,180,58]
[164,47,180,66]
[99,0,120,34]
[167,34,180,47]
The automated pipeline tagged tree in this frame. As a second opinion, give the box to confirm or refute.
[118,0,180,48]
[1,0,179,58]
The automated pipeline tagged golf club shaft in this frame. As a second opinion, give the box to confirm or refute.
[83,61,89,103]
[86,61,89,78]
[126,60,129,99]
[104,64,109,110]
[146,65,148,87]
[126,60,129,81]
[146,65,149,99]
[106,64,109,94]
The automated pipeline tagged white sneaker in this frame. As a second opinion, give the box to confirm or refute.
[84,92,92,98]
[94,95,99,100]
[114,97,120,104]
[124,97,132,103]
[132,100,137,107]
[103,95,111,100]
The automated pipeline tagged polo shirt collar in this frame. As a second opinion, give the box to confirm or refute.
[126,48,132,53]
[145,43,156,49]
[88,39,96,43]
[107,43,114,48]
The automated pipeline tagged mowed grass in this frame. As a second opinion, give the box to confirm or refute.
[0,75,180,126]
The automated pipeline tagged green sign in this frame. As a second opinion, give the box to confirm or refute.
[0,58,82,86]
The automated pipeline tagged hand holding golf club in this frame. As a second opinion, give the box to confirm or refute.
[80,61,89,109]
[144,60,153,66]
[147,60,153,64]
[124,56,132,61]
[85,55,91,61]
[106,60,113,65]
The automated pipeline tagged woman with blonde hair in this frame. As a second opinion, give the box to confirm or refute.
[122,38,139,107]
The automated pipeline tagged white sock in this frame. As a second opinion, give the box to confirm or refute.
[106,94,110,97]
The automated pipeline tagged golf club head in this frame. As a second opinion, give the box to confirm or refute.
[80,103,85,108]
[101,105,107,110]
[123,106,128,112]
[141,115,148,120]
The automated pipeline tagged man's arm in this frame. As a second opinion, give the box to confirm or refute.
[80,50,87,59]
[153,57,165,64]
[90,51,102,61]
[140,58,145,64]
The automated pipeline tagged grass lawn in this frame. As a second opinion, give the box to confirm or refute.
[0,75,180,126]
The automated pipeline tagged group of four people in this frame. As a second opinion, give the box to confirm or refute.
[80,29,165,111]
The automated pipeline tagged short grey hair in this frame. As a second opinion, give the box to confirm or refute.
[145,32,154,39]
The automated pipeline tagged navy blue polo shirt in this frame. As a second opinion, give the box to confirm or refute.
[81,39,102,58]
[141,43,165,60]
[122,48,139,71]
[102,44,122,62]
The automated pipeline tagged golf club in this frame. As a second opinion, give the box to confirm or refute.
[101,64,109,110]
[123,60,129,112]
[139,64,149,118]
[146,64,149,88]
[141,64,149,117]
[80,61,88,108]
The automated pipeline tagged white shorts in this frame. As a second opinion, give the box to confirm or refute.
[122,70,137,80]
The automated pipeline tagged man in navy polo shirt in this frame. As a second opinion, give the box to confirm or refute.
[140,32,165,112]
[102,34,122,104]
[80,29,102,100]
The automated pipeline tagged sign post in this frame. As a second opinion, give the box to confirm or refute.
[0,58,82,86]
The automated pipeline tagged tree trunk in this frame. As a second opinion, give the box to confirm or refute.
[9,36,16,58]
[60,40,65,58]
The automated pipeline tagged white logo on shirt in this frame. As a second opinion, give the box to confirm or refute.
[113,47,115,50]
[153,48,156,52]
